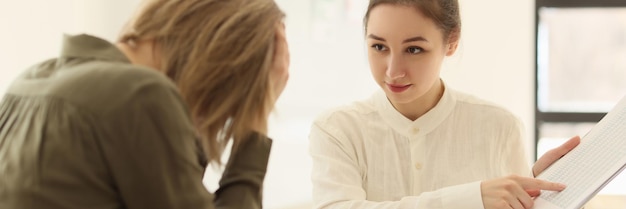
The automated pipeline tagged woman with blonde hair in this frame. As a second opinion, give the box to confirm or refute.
[0,0,288,208]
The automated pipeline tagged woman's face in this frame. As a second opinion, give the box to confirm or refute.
[366,4,457,106]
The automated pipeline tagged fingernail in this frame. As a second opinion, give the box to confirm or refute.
[557,183,566,190]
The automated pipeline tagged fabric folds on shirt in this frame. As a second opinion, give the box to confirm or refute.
[309,84,531,209]
[0,34,272,209]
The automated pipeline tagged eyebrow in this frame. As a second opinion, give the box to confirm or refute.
[367,34,429,43]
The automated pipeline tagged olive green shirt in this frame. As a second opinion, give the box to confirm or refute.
[0,34,272,209]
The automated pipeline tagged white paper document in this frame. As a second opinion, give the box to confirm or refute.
[534,96,626,209]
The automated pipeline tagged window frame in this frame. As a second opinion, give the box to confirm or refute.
[533,0,626,159]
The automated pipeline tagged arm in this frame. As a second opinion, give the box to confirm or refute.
[214,20,284,208]
[310,117,568,209]
[309,122,484,209]
[99,80,213,209]
[100,77,270,209]
[498,117,532,177]
[214,132,272,209]
[481,128,578,209]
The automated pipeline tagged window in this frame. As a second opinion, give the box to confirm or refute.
[535,0,626,201]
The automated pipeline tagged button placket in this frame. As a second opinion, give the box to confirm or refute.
[409,130,424,172]
[411,127,420,135]
[414,162,422,170]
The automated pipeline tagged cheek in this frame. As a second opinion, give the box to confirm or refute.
[367,53,387,78]
[408,55,442,77]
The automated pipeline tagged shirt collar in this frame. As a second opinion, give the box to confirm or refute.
[375,80,456,138]
[60,34,130,63]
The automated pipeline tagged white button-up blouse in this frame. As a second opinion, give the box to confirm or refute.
[309,85,531,209]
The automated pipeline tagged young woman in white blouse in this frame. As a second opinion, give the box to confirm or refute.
[309,0,580,209]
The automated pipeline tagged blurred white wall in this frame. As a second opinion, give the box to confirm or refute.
[0,0,536,208]
[0,0,142,93]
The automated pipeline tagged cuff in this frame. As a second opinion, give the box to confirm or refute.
[219,132,273,186]
[441,181,485,209]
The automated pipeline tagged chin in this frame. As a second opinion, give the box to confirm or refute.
[385,91,417,104]
[386,86,432,103]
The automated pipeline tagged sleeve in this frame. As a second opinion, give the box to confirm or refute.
[214,132,272,209]
[309,120,485,209]
[98,79,271,209]
[498,115,532,177]
[99,81,213,209]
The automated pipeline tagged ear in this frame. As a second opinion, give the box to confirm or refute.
[445,41,458,56]
[445,30,460,56]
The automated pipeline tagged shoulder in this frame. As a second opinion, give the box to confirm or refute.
[75,62,193,133]
[92,63,185,119]
[64,61,178,111]
[313,95,378,129]
[451,89,521,127]
[74,60,174,92]
[310,93,382,144]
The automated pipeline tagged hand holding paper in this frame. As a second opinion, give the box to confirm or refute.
[534,96,626,209]
[533,136,581,177]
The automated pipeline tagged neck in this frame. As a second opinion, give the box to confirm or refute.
[115,39,161,71]
[393,79,444,121]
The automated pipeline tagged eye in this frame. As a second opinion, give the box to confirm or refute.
[371,44,388,52]
[406,46,423,54]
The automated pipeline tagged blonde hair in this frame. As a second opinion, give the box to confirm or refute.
[119,0,285,164]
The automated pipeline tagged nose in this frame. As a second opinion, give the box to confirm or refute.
[386,53,406,79]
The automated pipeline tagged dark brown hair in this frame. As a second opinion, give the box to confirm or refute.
[364,0,461,42]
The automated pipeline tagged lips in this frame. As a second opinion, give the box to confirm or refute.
[386,83,412,93]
